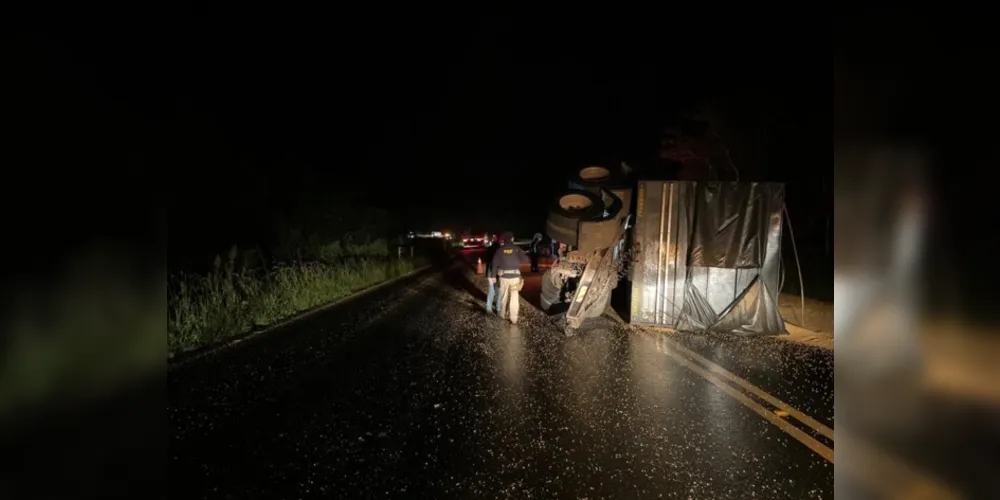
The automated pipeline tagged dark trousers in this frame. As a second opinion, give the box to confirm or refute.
[529,252,540,272]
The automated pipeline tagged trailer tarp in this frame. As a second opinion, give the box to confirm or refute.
[630,181,786,335]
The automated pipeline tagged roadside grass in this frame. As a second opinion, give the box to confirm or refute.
[168,241,426,355]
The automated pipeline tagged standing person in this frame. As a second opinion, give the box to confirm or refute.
[483,235,504,314]
[528,233,543,273]
[489,231,530,324]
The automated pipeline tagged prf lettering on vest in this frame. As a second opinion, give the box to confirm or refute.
[503,249,513,254]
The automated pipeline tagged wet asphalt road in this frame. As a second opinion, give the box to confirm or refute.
[169,256,834,499]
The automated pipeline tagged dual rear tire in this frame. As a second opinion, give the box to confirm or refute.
[546,165,626,245]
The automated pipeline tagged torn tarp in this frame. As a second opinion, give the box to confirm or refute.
[711,275,785,335]
[689,182,784,269]
[629,181,786,335]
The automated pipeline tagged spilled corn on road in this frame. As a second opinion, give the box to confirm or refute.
[169,255,837,499]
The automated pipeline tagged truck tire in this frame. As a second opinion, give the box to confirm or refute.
[545,190,604,245]
[568,182,599,195]
[570,165,623,191]
[540,269,561,313]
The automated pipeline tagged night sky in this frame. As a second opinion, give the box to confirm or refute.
[7,10,827,271]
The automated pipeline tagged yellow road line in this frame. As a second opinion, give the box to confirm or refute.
[639,327,960,499]
[659,345,835,463]
[662,334,834,441]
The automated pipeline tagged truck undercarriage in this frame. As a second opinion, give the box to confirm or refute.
[540,164,635,336]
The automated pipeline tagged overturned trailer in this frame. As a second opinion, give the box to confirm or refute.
[541,167,787,336]
[629,181,786,334]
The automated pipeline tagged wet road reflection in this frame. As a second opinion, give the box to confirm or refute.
[170,266,834,499]
[498,325,525,388]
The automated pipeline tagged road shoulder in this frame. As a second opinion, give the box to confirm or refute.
[168,262,436,367]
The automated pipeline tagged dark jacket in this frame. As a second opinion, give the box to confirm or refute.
[484,242,500,274]
[489,243,529,278]
[529,238,542,254]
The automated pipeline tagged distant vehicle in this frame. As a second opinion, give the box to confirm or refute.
[461,233,488,248]
[409,230,451,239]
